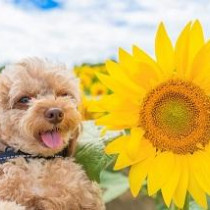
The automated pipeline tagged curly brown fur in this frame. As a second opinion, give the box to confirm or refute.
[0,58,105,210]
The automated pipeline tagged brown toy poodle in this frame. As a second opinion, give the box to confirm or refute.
[0,58,105,210]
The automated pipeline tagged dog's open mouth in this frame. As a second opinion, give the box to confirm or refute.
[39,128,63,149]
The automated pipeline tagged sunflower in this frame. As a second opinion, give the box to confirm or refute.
[90,21,210,208]
[90,83,108,96]
[79,95,104,120]
[79,74,92,89]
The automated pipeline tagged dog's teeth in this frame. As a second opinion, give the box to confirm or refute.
[47,127,59,133]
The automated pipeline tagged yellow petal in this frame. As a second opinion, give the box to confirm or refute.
[126,128,144,159]
[190,152,210,195]
[105,136,129,154]
[186,20,204,78]
[88,94,139,113]
[175,22,191,78]
[155,22,174,76]
[131,62,161,90]
[127,134,155,163]
[161,155,181,207]
[114,152,134,170]
[119,48,138,70]
[96,72,144,99]
[173,155,189,209]
[147,152,175,195]
[119,48,160,89]
[105,136,136,170]
[190,40,210,83]
[96,112,139,129]
[106,131,156,171]
[106,60,146,93]
[132,45,160,76]
[119,48,141,78]
[129,155,155,197]
[87,99,105,113]
[188,161,207,209]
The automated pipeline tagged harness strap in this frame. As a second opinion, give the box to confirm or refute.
[0,146,68,164]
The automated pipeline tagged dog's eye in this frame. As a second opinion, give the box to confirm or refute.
[18,96,31,104]
[61,93,68,97]
[59,92,70,97]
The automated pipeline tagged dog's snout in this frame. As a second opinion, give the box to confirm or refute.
[44,108,64,124]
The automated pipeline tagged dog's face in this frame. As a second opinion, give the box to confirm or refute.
[0,58,81,156]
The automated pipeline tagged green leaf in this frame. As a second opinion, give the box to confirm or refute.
[100,170,129,203]
[0,66,5,72]
[189,201,203,210]
[75,142,115,182]
[75,121,122,182]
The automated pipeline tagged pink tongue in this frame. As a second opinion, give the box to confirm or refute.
[40,131,62,149]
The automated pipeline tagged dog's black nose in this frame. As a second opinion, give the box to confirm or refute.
[45,108,64,124]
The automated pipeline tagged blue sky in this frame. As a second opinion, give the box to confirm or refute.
[1,0,210,67]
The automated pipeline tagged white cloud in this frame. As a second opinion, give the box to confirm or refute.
[0,0,210,67]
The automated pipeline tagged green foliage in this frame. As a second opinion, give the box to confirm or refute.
[0,66,4,72]
[189,201,202,210]
[100,170,129,203]
[75,142,115,182]
[75,121,123,182]
[75,121,129,202]
[189,196,210,210]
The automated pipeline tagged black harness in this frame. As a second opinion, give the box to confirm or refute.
[0,146,68,164]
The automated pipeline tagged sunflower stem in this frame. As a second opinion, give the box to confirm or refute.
[183,194,189,210]
[170,203,178,210]
[170,197,190,210]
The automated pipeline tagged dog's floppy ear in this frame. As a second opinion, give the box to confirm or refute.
[67,123,82,156]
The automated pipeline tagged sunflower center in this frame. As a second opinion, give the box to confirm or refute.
[141,79,210,154]
[155,93,196,137]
